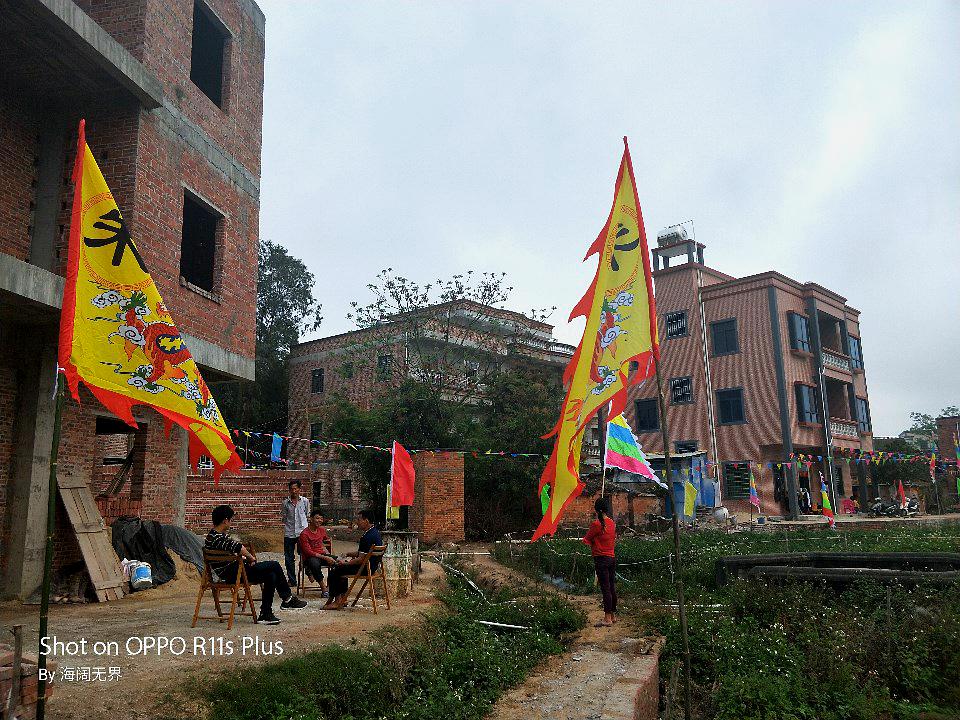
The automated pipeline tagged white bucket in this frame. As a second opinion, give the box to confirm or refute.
[130,561,153,590]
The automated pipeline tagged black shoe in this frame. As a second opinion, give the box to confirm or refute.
[258,612,280,625]
[281,595,308,609]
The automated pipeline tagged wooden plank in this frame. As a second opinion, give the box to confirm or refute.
[56,477,125,603]
[77,490,104,527]
[56,477,91,490]
[93,579,124,591]
[75,523,106,533]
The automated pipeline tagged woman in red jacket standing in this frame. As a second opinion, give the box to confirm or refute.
[582,497,617,626]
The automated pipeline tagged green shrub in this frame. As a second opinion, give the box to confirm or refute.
[200,569,585,720]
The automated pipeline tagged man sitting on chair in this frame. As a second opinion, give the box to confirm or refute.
[324,509,382,610]
[205,504,307,625]
[299,508,335,596]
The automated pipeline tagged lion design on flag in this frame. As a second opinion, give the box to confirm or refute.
[588,291,634,392]
[93,288,213,409]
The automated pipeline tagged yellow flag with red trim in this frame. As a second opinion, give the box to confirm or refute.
[58,120,242,479]
[534,138,659,539]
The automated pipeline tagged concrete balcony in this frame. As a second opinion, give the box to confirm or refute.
[830,417,859,439]
[822,349,852,372]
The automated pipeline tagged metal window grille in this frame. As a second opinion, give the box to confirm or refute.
[723,462,751,499]
[665,311,688,339]
[670,376,693,404]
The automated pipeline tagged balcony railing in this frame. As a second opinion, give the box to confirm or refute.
[822,349,852,372]
[583,444,601,458]
[830,417,859,438]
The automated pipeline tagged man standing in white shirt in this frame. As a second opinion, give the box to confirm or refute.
[281,480,310,586]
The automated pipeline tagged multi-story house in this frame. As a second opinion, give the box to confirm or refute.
[0,0,264,599]
[625,226,874,519]
[287,300,579,511]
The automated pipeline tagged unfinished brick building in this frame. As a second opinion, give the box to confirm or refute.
[0,0,264,599]
[286,300,584,528]
[625,226,874,519]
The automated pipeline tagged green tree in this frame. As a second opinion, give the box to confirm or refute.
[906,405,959,435]
[313,269,565,531]
[465,369,563,538]
[347,269,555,411]
[870,437,940,511]
[218,240,322,432]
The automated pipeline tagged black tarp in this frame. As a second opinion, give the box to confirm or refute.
[111,516,177,586]
[160,523,204,574]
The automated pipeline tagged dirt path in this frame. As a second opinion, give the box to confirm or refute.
[465,551,653,720]
[0,543,441,720]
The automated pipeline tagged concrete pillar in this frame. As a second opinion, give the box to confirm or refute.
[171,426,189,526]
[856,460,870,511]
[409,452,464,544]
[2,333,58,600]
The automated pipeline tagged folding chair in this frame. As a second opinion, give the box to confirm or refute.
[191,549,258,630]
[344,545,391,614]
[297,544,334,597]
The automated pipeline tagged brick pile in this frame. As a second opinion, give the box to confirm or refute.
[0,645,56,720]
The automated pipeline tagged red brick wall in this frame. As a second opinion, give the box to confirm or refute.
[288,334,404,449]
[182,469,311,533]
[129,116,258,357]
[562,489,660,529]
[410,453,464,544]
[75,0,265,176]
[142,0,264,176]
[74,0,149,61]
[308,444,364,510]
[0,89,38,260]
[0,340,21,581]
[52,393,186,566]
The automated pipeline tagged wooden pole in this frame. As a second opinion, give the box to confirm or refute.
[654,354,692,720]
[36,375,65,720]
[6,625,23,720]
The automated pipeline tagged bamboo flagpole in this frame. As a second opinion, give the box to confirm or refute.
[36,373,65,720]
[654,353,693,720]
[598,404,608,496]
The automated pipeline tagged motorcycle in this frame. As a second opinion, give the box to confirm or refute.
[900,496,921,518]
[869,497,899,518]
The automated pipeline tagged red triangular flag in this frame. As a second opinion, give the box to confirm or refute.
[391,441,416,507]
[897,479,907,509]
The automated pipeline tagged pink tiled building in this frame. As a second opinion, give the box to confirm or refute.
[625,226,874,519]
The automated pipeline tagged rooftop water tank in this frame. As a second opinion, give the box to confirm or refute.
[656,225,688,247]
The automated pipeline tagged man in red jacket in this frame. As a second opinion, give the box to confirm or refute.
[298,509,335,596]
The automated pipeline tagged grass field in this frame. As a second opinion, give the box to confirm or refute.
[494,527,960,719]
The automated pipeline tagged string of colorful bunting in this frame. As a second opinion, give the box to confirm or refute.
[231,429,960,470]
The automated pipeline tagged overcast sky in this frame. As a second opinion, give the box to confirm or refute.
[256,1,959,437]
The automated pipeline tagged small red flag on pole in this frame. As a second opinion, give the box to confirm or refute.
[390,441,416,507]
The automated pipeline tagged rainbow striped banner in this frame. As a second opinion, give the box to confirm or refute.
[605,414,660,485]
